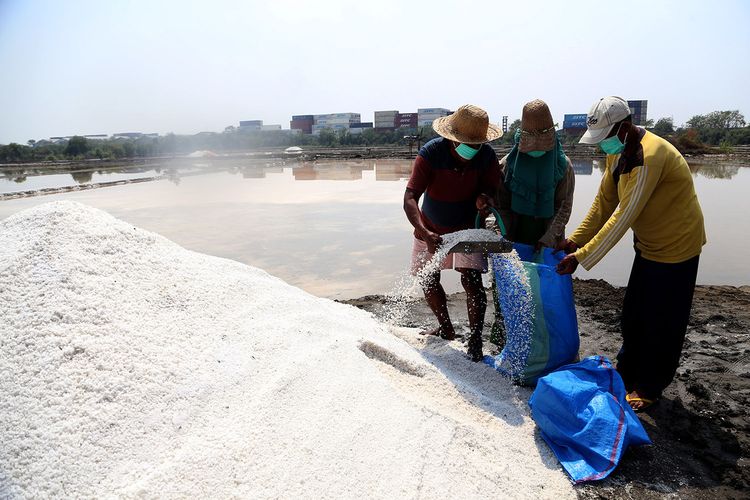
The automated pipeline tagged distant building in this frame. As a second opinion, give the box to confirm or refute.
[113,132,145,139]
[374,110,398,129]
[349,122,373,135]
[239,120,263,131]
[83,134,108,140]
[627,100,648,126]
[260,124,282,131]
[290,115,314,134]
[373,110,422,130]
[562,114,588,134]
[395,112,418,129]
[309,113,361,135]
[417,108,451,127]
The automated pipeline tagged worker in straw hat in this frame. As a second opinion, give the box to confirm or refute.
[489,99,575,346]
[556,96,706,411]
[404,104,503,362]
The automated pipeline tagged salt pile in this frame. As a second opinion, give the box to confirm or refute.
[0,202,573,498]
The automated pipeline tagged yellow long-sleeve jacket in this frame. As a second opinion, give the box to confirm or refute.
[571,129,706,270]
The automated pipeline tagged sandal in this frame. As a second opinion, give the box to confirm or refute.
[625,392,657,412]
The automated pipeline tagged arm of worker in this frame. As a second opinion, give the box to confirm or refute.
[573,162,662,270]
[568,158,619,249]
[476,152,501,218]
[491,154,514,237]
[539,158,575,249]
[404,156,441,252]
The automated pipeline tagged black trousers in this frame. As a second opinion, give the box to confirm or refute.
[616,252,700,399]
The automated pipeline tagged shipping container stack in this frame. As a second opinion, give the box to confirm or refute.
[374,110,398,131]
[395,112,418,130]
[349,122,374,135]
[417,108,451,127]
[627,100,648,126]
[311,113,361,135]
[239,120,263,131]
[290,115,314,134]
[562,113,588,135]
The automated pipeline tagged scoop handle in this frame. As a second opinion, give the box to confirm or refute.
[475,207,507,237]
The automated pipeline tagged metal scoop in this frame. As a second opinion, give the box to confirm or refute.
[447,239,513,255]
[446,208,513,255]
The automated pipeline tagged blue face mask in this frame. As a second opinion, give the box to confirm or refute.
[599,124,626,155]
[525,150,546,158]
[455,143,480,160]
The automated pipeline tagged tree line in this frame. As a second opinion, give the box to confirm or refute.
[1,109,748,163]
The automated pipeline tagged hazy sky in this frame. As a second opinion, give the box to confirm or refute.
[1,0,748,144]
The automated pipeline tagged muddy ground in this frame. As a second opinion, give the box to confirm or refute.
[342,279,750,499]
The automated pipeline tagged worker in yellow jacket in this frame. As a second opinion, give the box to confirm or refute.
[557,96,706,412]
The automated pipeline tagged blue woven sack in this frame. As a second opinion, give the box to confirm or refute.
[529,356,652,483]
[488,243,579,385]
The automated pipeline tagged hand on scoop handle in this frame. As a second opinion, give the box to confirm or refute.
[556,254,579,275]
[475,194,495,219]
[418,227,443,254]
[555,238,579,254]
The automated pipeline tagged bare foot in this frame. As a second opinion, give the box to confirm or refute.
[467,332,483,362]
[419,326,456,341]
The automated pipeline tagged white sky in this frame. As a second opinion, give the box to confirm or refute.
[1,0,748,143]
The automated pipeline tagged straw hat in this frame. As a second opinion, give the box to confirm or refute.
[518,99,556,152]
[432,104,503,144]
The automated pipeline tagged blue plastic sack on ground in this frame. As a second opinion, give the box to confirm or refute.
[529,356,652,483]
[488,243,579,385]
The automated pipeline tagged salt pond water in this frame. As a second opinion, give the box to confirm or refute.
[0,158,748,299]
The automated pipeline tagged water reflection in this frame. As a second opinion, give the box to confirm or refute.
[293,162,366,181]
[1,158,749,298]
[71,170,93,184]
[375,160,413,181]
[241,166,268,179]
[689,162,740,179]
[570,159,593,175]
[165,169,181,185]
[2,169,26,183]
[577,157,742,180]
[4,157,745,196]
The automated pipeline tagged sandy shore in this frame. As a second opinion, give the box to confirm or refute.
[342,279,750,499]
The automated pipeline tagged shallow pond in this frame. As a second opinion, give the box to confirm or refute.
[0,158,747,299]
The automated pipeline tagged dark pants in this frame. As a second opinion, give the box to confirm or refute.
[616,252,700,399]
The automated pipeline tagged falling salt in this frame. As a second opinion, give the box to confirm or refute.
[381,229,505,327]
[490,251,535,382]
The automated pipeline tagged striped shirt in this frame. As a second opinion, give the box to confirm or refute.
[571,129,705,269]
[406,137,500,235]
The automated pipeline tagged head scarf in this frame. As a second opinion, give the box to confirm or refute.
[504,131,567,218]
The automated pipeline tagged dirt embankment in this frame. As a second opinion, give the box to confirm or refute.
[342,280,750,499]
